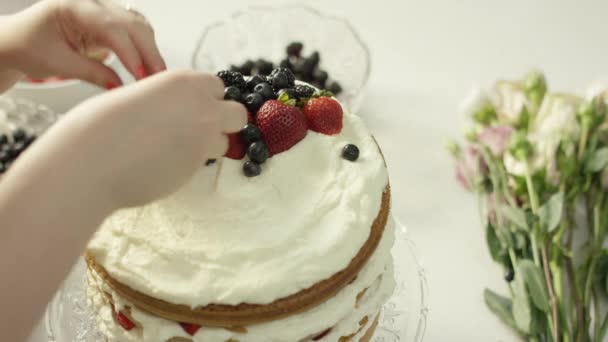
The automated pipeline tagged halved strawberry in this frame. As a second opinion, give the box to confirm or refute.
[256,100,308,155]
[116,310,136,331]
[224,132,247,159]
[312,328,332,340]
[302,96,343,135]
[179,322,202,336]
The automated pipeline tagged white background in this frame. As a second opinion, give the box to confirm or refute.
[4,1,608,341]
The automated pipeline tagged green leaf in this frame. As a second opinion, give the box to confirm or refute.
[586,147,608,172]
[538,192,564,233]
[512,273,532,334]
[502,206,529,231]
[518,260,550,312]
[486,223,503,263]
[484,289,519,332]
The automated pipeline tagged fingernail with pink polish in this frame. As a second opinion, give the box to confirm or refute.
[105,82,118,90]
[136,65,148,79]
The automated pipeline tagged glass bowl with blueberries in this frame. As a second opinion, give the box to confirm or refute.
[0,96,58,175]
[192,5,371,113]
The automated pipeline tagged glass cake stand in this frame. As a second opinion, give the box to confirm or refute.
[43,218,428,342]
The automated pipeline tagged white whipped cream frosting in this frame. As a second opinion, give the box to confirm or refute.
[87,108,389,307]
[87,218,395,342]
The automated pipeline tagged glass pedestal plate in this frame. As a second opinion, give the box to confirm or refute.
[43,218,428,342]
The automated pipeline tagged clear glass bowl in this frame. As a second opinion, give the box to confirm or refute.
[41,217,427,342]
[191,5,371,113]
[0,96,58,136]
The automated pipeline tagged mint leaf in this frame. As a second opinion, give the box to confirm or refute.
[538,192,564,233]
[518,260,550,312]
[586,147,608,173]
[502,206,529,231]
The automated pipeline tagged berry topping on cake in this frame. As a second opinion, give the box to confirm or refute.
[256,100,308,155]
[270,68,296,89]
[224,133,247,160]
[116,310,136,331]
[223,86,242,102]
[244,93,265,114]
[312,69,329,87]
[179,322,202,336]
[246,75,266,91]
[342,144,360,161]
[240,123,262,145]
[243,160,261,177]
[247,141,269,164]
[277,88,299,101]
[294,84,315,99]
[254,83,275,101]
[327,81,343,95]
[217,70,246,91]
[312,328,332,340]
[303,96,343,135]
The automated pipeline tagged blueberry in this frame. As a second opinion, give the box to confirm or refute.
[243,161,261,177]
[328,81,343,95]
[0,150,9,163]
[504,269,515,282]
[0,162,5,174]
[0,134,7,146]
[255,59,274,75]
[205,159,217,166]
[247,141,269,164]
[286,42,304,57]
[240,124,262,145]
[271,72,290,90]
[294,84,315,98]
[224,86,242,101]
[229,65,240,72]
[279,58,292,70]
[244,93,265,114]
[240,60,255,76]
[293,59,315,81]
[270,68,295,85]
[246,75,266,91]
[12,129,27,142]
[313,69,328,86]
[342,144,359,161]
[254,83,275,100]
[277,88,299,100]
[308,51,320,67]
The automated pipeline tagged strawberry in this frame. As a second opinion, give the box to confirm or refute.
[116,310,136,331]
[256,100,308,155]
[312,328,332,340]
[302,97,343,135]
[179,322,202,336]
[224,133,246,159]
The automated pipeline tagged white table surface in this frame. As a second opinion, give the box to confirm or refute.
[4,0,608,341]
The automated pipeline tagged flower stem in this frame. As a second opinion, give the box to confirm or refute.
[542,242,561,342]
[577,127,589,161]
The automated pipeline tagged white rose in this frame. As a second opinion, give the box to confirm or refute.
[585,80,608,101]
[490,80,529,125]
[532,93,582,141]
[502,135,549,177]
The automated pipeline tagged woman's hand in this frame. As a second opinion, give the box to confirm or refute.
[35,70,246,208]
[0,0,165,89]
[0,70,245,341]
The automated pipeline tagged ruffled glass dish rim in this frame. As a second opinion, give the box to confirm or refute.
[190,4,372,109]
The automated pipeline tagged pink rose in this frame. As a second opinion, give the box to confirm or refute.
[479,125,514,156]
[455,146,488,190]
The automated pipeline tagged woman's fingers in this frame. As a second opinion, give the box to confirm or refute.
[219,101,248,133]
[98,27,145,80]
[121,12,166,74]
[60,50,122,89]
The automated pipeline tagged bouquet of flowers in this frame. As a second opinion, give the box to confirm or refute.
[448,71,608,342]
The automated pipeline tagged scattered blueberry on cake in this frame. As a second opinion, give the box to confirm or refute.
[0,128,37,175]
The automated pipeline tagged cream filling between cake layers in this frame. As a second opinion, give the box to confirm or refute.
[86,219,396,342]
[87,109,389,307]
